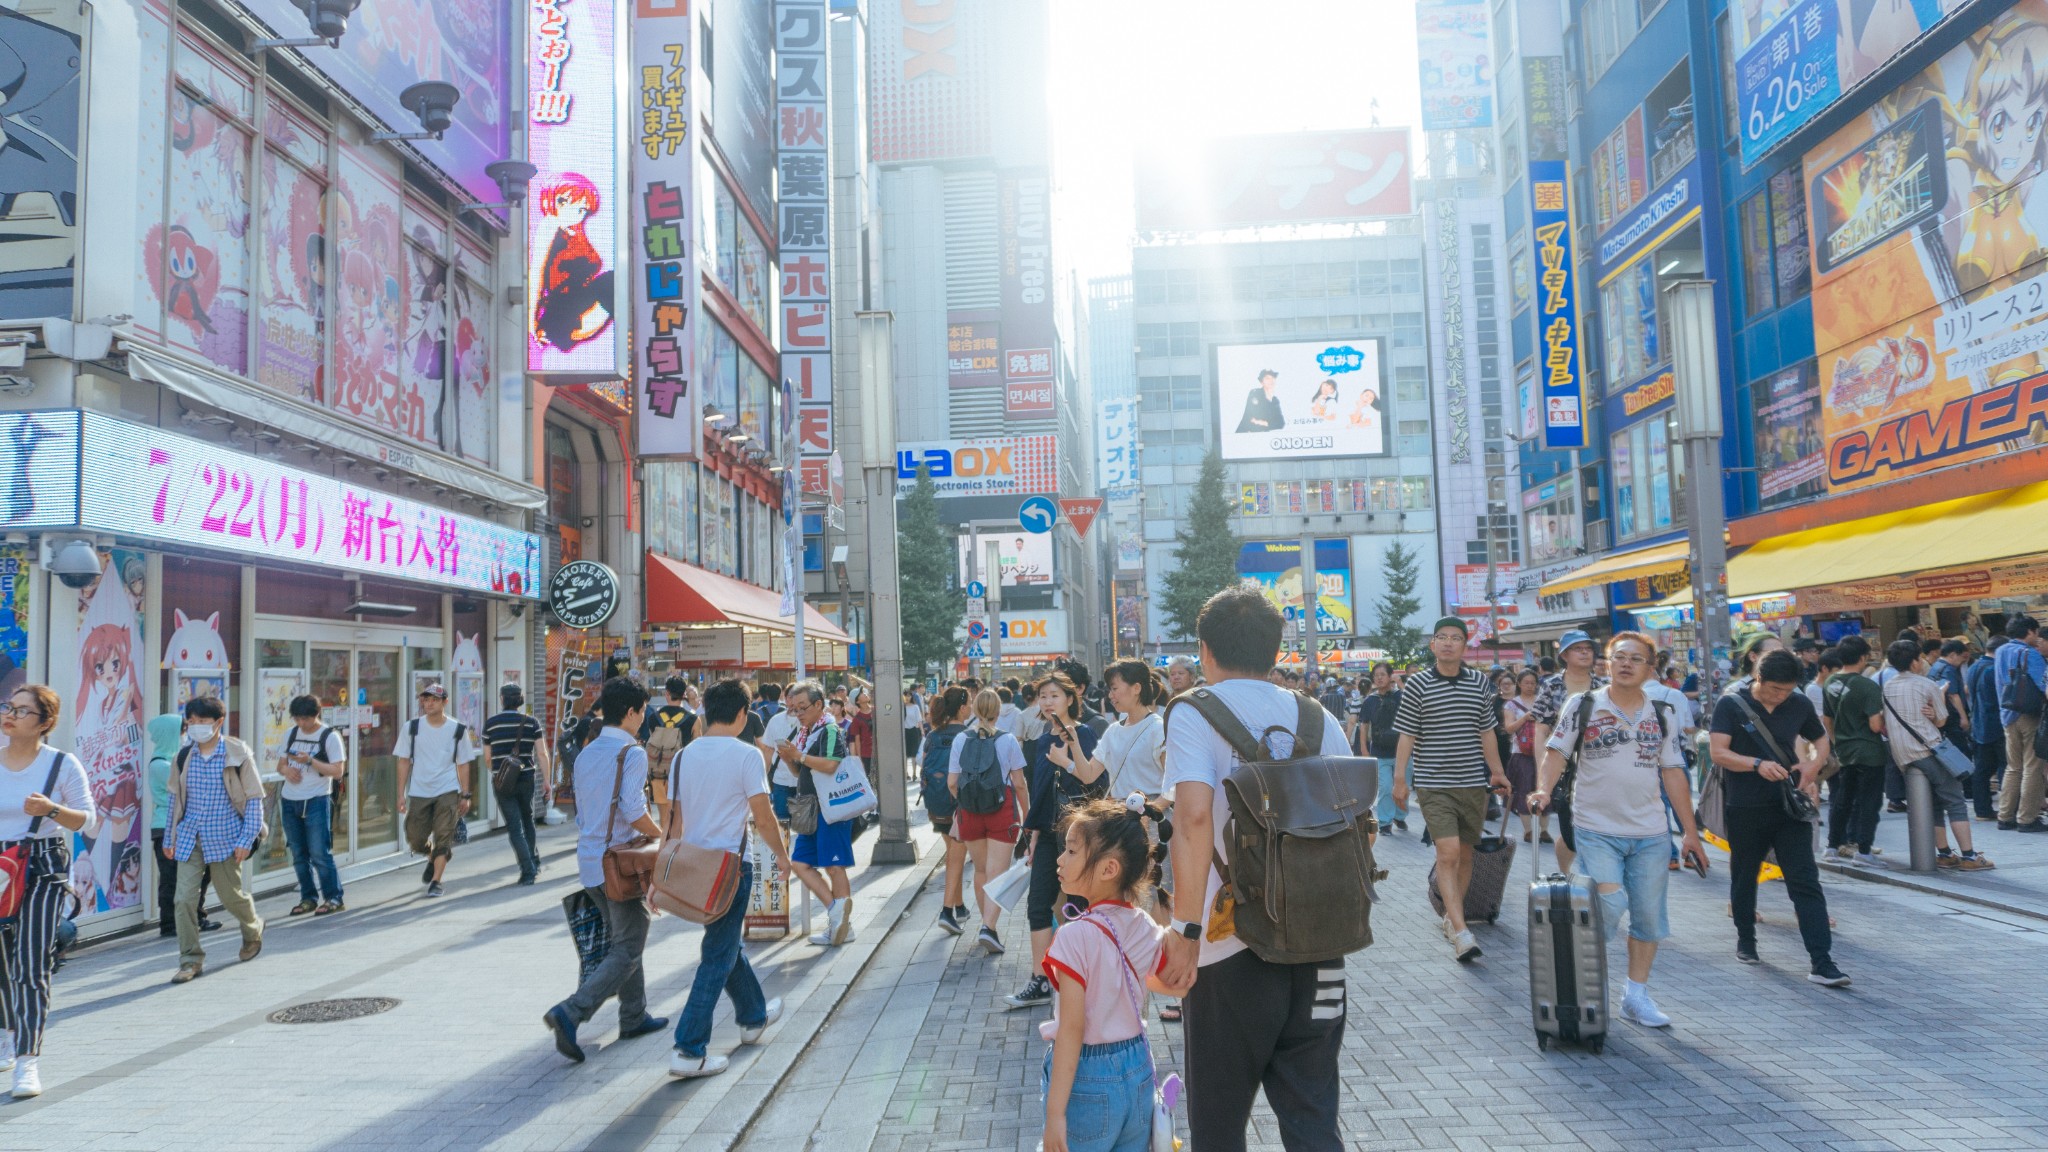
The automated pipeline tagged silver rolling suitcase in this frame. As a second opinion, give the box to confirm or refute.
[1527,847,1607,1053]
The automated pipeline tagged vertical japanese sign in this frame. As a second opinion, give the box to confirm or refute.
[527,0,627,381]
[1436,200,1470,465]
[777,0,834,501]
[1528,160,1586,449]
[633,0,698,457]
[1000,168,1056,418]
[1096,398,1139,498]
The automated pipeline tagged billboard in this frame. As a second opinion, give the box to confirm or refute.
[0,5,79,319]
[948,310,1002,386]
[955,532,1055,588]
[526,0,626,381]
[633,3,698,458]
[1416,0,1493,131]
[1804,5,2048,494]
[0,410,80,528]
[777,0,835,500]
[994,610,1070,657]
[1529,159,1587,449]
[869,0,995,162]
[1097,398,1140,498]
[1136,130,1413,231]
[1215,341,1387,462]
[1237,540,1354,635]
[895,435,1059,499]
[1001,168,1057,418]
[715,0,778,225]
[1752,361,1826,509]
[1734,0,1971,167]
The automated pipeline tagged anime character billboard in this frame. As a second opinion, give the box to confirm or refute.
[525,0,622,380]
[0,4,81,320]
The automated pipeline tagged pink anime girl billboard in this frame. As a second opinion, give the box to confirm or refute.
[69,548,147,914]
[524,0,622,379]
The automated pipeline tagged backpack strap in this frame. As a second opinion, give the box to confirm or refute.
[1165,688,1264,764]
[1554,690,1599,798]
[1293,694,1325,757]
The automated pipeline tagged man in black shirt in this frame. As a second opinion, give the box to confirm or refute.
[1708,650,1849,986]
[1235,368,1286,433]
[1354,662,1405,830]
[484,684,552,885]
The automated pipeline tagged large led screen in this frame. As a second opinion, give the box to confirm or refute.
[1214,340,1388,462]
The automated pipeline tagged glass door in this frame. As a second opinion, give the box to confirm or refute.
[354,647,402,855]
[308,646,354,858]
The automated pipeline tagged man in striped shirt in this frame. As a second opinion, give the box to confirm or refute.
[1393,617,1509,963]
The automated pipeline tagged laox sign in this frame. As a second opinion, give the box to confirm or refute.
[896,445,1014,479]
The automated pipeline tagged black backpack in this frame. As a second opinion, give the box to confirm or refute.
[1165,688,1380,965]
[2003,653,2045,718]
[919,724,963,816]
[954,728,1007,815]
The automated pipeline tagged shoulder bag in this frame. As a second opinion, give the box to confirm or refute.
[600,745,659,902]
[1727,694,1821,824]
[1882,695,1975,781]
[0,752,66,925]
[1072,915,1180,1152]
[646,780,743,924]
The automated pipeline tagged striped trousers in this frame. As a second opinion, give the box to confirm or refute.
[0,838,70,1057]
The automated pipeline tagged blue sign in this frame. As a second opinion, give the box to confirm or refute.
[1736,0,1839,166]
[1315,345,1369,374]
[1019,495,1059,534]
[966,580,987,599]
[1528,160,1585,450]
[967,620,987,640]
[1595,161,1697,274]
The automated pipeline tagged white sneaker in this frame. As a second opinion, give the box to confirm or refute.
[829,897,852,945]
[667,1051,729,1079]
[10,1056,39,1099]
[740,998,782,1045]
[809,930,833,946]
[1853,853,1888,869]
[1452,929,1481,963]
[1619,991,1672,1028]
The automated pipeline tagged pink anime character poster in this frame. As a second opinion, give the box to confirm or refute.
[255,102,329,402]
[449,257,493,464]
[524,0,621,379]
[149,35,255,375]
[330,144,413,442]
[68,549,148,914]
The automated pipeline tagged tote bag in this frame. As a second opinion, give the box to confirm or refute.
[820,755,879,824]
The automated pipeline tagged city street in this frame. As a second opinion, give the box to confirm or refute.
[8,818,2045,1152]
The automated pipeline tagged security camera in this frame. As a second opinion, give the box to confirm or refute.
[45,539,103,590]
[399,81,460,138]
[293,0,361,40]
[487,160,538,205]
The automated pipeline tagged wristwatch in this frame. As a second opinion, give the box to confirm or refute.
[1751,757,1762,772]
[1168,918,1202,940]
[460,792,472,800]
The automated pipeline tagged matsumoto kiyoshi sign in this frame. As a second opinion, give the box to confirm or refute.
[53,411,543,596]
[1596,163,1697,274]
[1528,159,1586,449]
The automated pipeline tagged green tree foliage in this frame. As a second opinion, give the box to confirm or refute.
[1159,451,1242,641]
[1368,541,1425,664]
[896,470,966,676]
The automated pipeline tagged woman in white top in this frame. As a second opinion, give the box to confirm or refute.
[902,690,925,781]
[1095,659,1166,799]
[0,685,97,1098]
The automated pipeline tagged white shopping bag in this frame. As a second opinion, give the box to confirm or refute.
[820,755,879,824]
[983,857,1033,912]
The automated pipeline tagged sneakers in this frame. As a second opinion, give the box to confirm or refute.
[809,922,856,946]
[668,1051,730,1079]
[1832,845,1857,860]
[1886,800,1909,813]
[952,904,969,922]
[740,998,782,1044]
[1438,917,1456,944]
[1452,929,1481,963]
[1809,962,1853,988]
[170,964,202,985]
[544,1005,585,1063]
[1936,853,1961,870]
[1735,943,1760,965]
[422,860,435,884]
[1959,853,1997,871]
[2016,821,2048,834]
[1998,820,2019,830]
[1851,853,1887,869]
[0,1031,11,1073]
[829,897,853,945]
[1004,974,1053,1008]
[936,905,963,936]
[977,926,1004,955]
[1619,989,1672,1028]
[10,1056,38,1099]
[427,880,445,897]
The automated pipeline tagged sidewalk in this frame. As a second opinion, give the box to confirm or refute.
[3,819,942,1152]
[1819,798,2048,921]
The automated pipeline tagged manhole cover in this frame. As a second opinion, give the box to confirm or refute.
[268,997,400,1024]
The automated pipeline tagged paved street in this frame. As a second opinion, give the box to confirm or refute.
[8,815,2048,1152]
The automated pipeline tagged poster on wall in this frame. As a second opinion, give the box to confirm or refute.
[526,0,624,381]
[454,672,485,733]
[1753,362,1827,508]
[1236,540,1354,635]
[1214,341,1387,461]
[1415,0,1493,131]
[258,668,308,766]
[0,545,29,702]
[1804,5,2048,495]
[0,4,81,320]
[69,549,148,915]
[954,533,1055,588]
[633,4,697,457]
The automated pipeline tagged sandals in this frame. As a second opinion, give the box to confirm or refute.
[315,901,344,915]
[288,900,318,916]
[1158,1002,1182,1023]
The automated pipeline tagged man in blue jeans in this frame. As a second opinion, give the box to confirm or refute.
[667,679,793,1078]
[1528,631,1706,1029]
[277,695,346,915]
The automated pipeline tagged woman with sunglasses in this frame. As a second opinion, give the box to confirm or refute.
[0,685,96,1098]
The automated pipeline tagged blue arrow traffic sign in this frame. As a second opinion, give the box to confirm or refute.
[1019,495,1059,534]
[966,580,987,599]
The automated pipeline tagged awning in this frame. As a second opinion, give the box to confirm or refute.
[1494,619,1600,645]
[1538,540,1690,597]
[1728,480,2048,596]
[644,552,852,644]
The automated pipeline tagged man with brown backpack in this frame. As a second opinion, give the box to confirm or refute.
[1160,587,1371,1152]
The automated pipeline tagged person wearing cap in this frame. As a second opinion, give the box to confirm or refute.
[1393,616,1510,963]
[395,682,483,897]
[485,683,553,886]
[1530,628,1607,872]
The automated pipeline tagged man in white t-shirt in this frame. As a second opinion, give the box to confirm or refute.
[667,679,793,1079]
[394,683,483,897]
[277,694,346,914]
[1160,587,1353,1151]
[1528,631,1705,1030]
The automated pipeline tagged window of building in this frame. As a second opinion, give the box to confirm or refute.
[1739,167,1812,317]
[1717,13,1739,148]
[1169,322,1200,356]
[1645,64,1696,188]
[1135,269,1165,306]
[1600,220,1703,392]
[1136,323,1170,359]
[1276,482,1304,514]
[1240,483,1271,515]
[713,180,772,339]
[1581,0,1664,81]
[1611,409,1685,542]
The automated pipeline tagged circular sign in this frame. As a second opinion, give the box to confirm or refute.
[967,620,988,640]
[966,580,987,599]
[1018,495,1059,535]
[548,561,620,629]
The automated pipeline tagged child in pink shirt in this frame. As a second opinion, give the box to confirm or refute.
[1040,795,1173,1152]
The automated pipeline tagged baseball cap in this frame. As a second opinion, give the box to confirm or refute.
[1558,629,1595,655]
[1432,616,1469,638]
[417,682,448,699]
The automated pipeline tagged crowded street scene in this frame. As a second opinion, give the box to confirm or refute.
[0,0,2044,1149]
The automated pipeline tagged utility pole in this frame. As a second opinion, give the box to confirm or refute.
[1667,281,1730,704]
[1299,532,1319,681]
[987,539,1004,685]
[858,312,916,864]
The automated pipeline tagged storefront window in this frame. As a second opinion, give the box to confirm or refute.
[1240,483,1271,515]
[713,180,773,338]
[1612,409,1685,543]
[1739,168,1812,318]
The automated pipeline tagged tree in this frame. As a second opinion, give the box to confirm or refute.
[896,469,966,677]
[1367,541,1425,664]
[1159,450,1242,641]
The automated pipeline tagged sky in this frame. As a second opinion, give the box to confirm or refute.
[1047,0,1426,284]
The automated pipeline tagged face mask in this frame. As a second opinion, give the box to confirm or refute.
[187,724,217,744]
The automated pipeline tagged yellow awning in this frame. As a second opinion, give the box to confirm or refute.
[1538,540,1691,597]
[1728,480,2048,594]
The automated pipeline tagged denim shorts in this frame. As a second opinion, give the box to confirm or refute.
[1572,829,1672,943]
[1040,1034,1155,1152]
[1905,757,1970,823]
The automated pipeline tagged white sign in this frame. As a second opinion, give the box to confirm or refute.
[996,610,1070,657]
[965,597,987,616]
[1096,398,1139,496]
[1513,559,1610,628]
[75,412,544,596]
[1215,341,1389,462]
[955,533,1054,588]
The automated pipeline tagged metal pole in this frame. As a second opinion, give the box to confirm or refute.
[987,539,1004,684]
[1904,766,1937,872]
[1299,532,1318,680]
[1666,280,1730,704]
[859,312,916,864]
[966,528,980,680]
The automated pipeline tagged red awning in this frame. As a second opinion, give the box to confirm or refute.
[645,552,852,643]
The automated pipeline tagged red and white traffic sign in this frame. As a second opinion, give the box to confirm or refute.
[1060,497,1105,537]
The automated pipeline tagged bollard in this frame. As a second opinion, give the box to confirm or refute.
[1904,765,1937,873]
